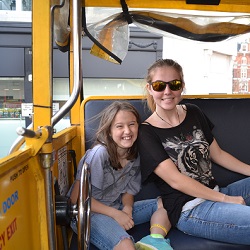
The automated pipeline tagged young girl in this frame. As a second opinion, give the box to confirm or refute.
[70,101,173,250]
[138,58,250,245]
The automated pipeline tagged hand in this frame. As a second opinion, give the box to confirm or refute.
[113,210,134,230]
[223,194,246,205]
[122,205,133,219]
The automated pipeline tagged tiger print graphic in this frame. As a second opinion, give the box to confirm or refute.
[162,125,213,186]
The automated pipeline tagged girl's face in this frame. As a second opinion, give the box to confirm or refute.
[147,66,184,111]
[110,110,138,150]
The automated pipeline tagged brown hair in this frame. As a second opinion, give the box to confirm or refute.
[145,59,184,112]
[93,101,140,169]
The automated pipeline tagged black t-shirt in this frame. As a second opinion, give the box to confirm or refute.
[138,103,216,226]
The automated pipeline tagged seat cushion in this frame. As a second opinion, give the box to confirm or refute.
[70,224,249,250]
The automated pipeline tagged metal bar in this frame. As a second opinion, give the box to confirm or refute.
[41,153,56,250]
[51,0,82,127]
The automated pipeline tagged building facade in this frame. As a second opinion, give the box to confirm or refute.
[233,39,250,94]
[0,21,163,158]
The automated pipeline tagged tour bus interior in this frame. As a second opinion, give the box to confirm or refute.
[1,0,250,249]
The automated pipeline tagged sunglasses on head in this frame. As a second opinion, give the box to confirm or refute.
[150,79,182,92]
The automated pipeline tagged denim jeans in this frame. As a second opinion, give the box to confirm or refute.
[71,198,158,249]
[177,177,250,245]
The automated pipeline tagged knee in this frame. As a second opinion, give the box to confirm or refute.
[114,237,134,250]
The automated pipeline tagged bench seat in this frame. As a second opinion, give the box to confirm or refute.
[70,97,250,249]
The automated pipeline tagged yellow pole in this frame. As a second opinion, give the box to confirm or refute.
[32,1,54,249]
[32,0,52,130]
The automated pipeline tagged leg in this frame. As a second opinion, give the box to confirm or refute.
[220,177,250,205]
[177,199,250,245]
[114,238,135,250]
[150,198,171,237]
[133,198,173,250]
[75,212,135,250]
[132,199,159,225]
[132,198,171,234]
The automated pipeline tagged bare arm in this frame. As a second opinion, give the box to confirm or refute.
[70,181,134,229]
[154,158,245,204]
[91,197,134,230]
[71,183,119,217]
[210,139,250,176]
[70,180,80,204]
[91,197,119,217]
[121,192,134,219]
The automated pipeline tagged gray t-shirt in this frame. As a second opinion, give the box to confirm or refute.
[76,144,141,209]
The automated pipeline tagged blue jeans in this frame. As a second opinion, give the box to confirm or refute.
[177,177,250,245]
[71,198,158,249]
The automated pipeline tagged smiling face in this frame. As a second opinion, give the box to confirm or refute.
[147,66,184,111]
[110,110,139,152]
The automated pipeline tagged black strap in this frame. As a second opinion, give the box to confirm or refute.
[120,0,133,24]
[82,7,122,64]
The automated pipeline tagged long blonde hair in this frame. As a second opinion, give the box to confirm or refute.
[145,59,185,112]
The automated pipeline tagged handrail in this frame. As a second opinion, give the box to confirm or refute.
[52,0,82,126]
[8,123,33,154]
[16,126,42,138]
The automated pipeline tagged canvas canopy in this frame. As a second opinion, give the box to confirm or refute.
[54,0,250,63]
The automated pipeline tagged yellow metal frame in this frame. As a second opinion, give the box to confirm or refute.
[0,126,80,250]
[1,0,250,249]
[0,136,50,249]
[83,0,250,13]
[32,0,52,130]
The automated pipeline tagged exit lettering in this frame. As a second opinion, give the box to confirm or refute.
[0,230,5,250]
[0,218,17,250]
[6,217,17,240]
